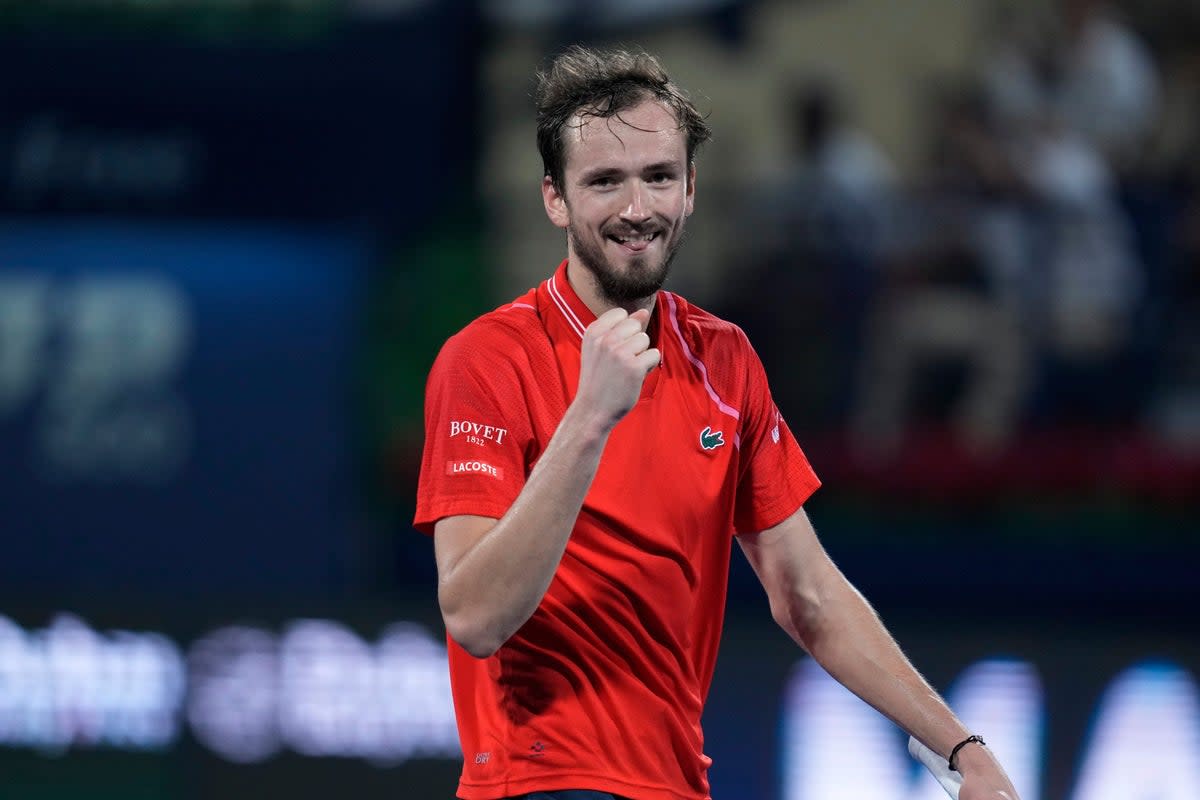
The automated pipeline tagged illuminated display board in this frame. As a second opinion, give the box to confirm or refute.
[0,614,457,764]
[0,5,479,223]
[780,656,1200,800]
[706,614,1200,800]
[0,610,1195,799]
[0,220,367,595]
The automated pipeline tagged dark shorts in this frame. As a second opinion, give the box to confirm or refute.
[507,792,629,800]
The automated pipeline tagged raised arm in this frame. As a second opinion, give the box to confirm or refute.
[738,508,1020,800]
[433,307,659,658]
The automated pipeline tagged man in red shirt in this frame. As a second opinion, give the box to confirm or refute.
[415,46,1021,800]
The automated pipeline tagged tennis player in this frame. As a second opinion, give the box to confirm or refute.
[415,46,1020,800]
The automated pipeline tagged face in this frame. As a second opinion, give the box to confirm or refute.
[542,98,696,306]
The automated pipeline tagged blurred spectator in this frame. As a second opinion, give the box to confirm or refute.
[1054,0,1160,169]
[742,78,896,272]
[983,1,1153,429]
[789,79,898,221]
[980,3,1056,138]
[1017,113,1145,429]
[982,0,1160,169]
[860,1,1157,444]
[850,86,1027,457]
[724,79,896,429]
[850,206,1027,457]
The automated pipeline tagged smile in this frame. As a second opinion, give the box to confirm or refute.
[608,232,659,251]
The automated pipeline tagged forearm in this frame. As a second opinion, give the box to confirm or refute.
[437,402,612,657]
[790,575,969,759]
[744,511,1018,796]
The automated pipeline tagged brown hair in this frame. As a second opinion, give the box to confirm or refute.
[535,45,711,192]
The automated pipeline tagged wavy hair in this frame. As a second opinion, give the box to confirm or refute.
[535,45,711,192]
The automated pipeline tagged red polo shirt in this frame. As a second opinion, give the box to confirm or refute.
[415,261,820,800]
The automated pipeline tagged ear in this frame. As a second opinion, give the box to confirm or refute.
[685,162,697,217]
[542,176,570,229]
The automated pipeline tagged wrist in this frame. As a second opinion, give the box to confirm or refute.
[560,402,617,443]
[949,735,990,773]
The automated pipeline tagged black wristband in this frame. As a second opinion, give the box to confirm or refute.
[948,735,986,772]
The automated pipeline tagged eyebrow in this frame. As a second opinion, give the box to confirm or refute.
[577,166,621,184]
[577,161,684,184]
[643,161,683,175]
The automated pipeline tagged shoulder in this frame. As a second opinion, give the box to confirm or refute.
[662,291,754,359]
[662,291,767,410]
[431,290,549,380]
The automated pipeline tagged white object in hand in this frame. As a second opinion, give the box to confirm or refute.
[909,736,964,799]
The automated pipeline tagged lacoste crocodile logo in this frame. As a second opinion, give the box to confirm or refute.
[700,426,725,451]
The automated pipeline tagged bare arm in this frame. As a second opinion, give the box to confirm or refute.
[738,508,1019,799]
[434,307,659,658]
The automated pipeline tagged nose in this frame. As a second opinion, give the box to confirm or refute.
[620,180,651,223]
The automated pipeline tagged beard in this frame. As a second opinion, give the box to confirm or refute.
[567,220,685,305]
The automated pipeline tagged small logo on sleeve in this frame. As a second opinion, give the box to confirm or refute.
[528,740,546,758]
[449,420,508,447]
[446,460,504,479]
[700,426,725,451]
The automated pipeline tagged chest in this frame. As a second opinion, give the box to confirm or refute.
[597,381,739,520]
[525,345,743,551]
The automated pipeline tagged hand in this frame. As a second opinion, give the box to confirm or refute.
[957,744,1020,800]
[575,307,660,430]
[960,778,1018,800]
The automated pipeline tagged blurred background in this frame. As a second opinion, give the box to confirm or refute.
[0,0,1197,798]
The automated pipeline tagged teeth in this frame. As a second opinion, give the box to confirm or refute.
[615,233,656,243]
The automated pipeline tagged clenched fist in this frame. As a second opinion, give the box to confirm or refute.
[574,307,660,430]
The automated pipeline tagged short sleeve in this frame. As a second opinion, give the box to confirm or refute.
[413,328,534,535]
[733,335,821,534]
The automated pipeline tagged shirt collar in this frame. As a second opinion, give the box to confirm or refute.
[537,259,667,399]
[538,258,667,358]
[542,258,596,340]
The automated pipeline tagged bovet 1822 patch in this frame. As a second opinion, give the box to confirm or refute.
[449,420,508,447]
[445,460,504,480]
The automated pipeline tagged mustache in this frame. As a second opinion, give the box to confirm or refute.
[603,224,662,237]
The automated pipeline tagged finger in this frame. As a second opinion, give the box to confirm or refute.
[616,330,651,356]
[588,307,630,337]
[628,308,652,331]
[609,317,645,343]
[634,347,661,373]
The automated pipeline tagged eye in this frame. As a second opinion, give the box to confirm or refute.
[649,172,673,184]
[592,176,617,188]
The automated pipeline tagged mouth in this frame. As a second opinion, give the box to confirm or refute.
[607,231,660,254]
